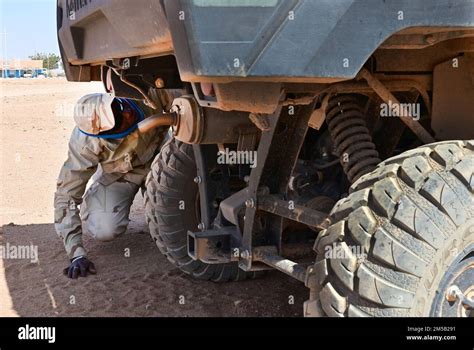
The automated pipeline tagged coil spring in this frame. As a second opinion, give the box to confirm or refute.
[326,95,380,183]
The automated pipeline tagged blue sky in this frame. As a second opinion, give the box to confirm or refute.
[0,0,59,60]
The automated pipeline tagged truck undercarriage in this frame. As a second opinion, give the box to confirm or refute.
[57,0,474,317]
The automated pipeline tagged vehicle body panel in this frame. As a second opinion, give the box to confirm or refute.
[58,0,474,82]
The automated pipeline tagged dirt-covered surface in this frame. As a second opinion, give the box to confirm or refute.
[0,78,307,317]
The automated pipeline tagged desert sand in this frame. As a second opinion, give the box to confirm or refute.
[0,78,306,317]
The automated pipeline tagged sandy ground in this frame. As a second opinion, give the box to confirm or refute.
[0,78,307,317]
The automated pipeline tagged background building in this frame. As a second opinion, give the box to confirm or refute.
[0,59,46,78]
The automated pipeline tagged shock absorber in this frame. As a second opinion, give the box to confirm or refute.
[326,94,380,183]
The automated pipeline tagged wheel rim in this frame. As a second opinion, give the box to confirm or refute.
[431,251,474,317]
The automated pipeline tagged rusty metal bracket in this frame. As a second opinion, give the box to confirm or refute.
[357,68,436,144]
[188,226,241,264]
[112,67,158,109]
[252,246,309,283]
[258,195,330,230]
[240,100,317,272]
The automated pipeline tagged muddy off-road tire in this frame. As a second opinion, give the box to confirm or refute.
[307,141,474,317]
[144,138,256,282]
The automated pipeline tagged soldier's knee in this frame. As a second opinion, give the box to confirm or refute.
[84,212,128,242]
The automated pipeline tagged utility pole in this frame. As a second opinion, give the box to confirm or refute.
[1,30,6,78]
[3,30,7,79]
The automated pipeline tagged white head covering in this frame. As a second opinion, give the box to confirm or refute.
[73,93,116,134]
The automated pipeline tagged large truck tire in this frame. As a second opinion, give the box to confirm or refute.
[144,138,257,282]
[307,141,474,317]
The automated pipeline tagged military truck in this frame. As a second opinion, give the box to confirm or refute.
[57,0,474,317]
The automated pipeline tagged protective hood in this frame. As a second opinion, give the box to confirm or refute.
[73,93,116,135]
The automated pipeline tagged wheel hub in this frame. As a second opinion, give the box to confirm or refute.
[432,256,474,317]
[445,285,474,317]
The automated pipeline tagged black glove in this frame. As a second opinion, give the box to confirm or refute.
[63,256,97,279]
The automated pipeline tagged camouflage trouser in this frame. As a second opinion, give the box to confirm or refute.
[80,179,140,242]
